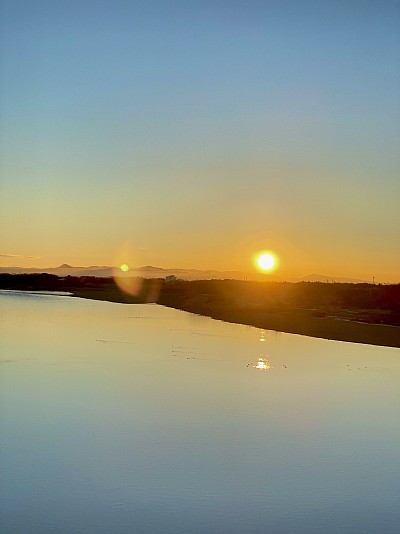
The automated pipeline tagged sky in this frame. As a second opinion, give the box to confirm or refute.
[1,0,399,282]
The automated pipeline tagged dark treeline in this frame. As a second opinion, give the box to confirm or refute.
[0,273,164,304]
[0,273,114,291]
[1,273,399,323]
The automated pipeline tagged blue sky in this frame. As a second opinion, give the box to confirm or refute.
[1,1,399,280]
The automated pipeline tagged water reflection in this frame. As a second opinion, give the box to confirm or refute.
[254,357,272,371]
[2,292,400,534]
[254,329,271,369]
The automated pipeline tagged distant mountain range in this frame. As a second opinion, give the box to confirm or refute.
[0,264,369,284]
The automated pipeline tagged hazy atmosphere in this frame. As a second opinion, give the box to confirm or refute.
[1,0,399,281]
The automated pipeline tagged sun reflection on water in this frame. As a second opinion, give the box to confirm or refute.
[254,358,272,371]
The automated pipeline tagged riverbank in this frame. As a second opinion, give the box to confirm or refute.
[71,284,400,348]
[1,274,399,348]
[161,302,400,348]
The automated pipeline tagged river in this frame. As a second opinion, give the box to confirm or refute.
[1,291,399,533]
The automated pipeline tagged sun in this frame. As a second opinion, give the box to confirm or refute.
[120,263,129,272]
[256,253,275,271]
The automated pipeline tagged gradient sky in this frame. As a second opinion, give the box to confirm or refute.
[1,0,399,281]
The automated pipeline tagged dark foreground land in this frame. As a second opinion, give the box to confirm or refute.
[1,273,400,348]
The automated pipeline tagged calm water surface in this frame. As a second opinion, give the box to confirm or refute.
[1,291,399,533]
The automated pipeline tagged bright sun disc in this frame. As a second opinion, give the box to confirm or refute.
[120,263,129,272]
[257,253,275,271]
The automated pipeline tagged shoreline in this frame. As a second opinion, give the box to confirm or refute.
[1,276,399,348]
[146,304,400,348]
[69,290,400,348]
